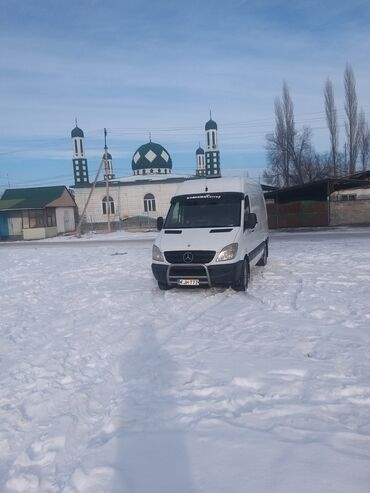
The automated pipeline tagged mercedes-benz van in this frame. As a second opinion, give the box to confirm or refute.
[151,176,269,291]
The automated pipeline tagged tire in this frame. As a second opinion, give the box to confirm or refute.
[158,281,171,290]
[256,242,268,266]
[232,258,250,292]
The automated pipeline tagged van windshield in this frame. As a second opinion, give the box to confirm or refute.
[164,192,243,229]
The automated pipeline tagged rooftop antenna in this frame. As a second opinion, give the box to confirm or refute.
[75,117,78,127]
[149,132,152,143]
[209,109,212,120]
[104,127,108,152]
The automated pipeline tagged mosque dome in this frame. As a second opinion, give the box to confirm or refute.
[196,146,205,155]
[131,142,172,173]
[205,119,217,131]
[71,125,84,138]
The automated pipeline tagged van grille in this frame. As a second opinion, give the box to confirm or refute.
[164,250,215,264]
[170,266,208,277]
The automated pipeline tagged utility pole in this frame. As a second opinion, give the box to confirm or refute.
[104,128,111,233]
[75,157,105,237]
[75,158,104,237]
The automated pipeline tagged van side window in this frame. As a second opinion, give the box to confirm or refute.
[244,195,250,215]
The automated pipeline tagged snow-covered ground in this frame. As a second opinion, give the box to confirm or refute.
[1,232,370,492]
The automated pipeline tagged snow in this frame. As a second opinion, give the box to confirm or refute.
[1,231,370,492]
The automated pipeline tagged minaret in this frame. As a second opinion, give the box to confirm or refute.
[71,120,90,186]
[196,143,206,176]
[103,129,115,180]
[205,111,221,177]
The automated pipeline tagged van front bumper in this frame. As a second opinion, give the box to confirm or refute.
[152,261,244,287]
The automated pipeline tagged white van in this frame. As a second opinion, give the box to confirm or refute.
[152,176,269,291]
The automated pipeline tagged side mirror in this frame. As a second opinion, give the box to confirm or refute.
[244,212,257,230]
[157,217,164,231]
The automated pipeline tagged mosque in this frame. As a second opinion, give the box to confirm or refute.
[71,116,222,230]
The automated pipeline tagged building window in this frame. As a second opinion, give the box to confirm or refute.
[340,194,357,201]
[102,196,115,215]
[22,211,29,229]
[80,139,83,155]
[207,133,210,147]
[212,132,216,146]
[74,140,78,154]
[29,210,45,228]
[144,193,156,212]
[45,208,56,227]
[164,169,167,174]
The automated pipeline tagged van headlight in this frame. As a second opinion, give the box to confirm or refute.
[216,243,238,262]
[152,244,164,262]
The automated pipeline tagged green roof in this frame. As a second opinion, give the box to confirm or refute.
[0,186,67,210]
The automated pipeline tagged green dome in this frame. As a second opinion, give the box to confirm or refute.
[132,142,172,171]
[196,146,205,155]
[205,119,217,131]
[71,126,84,138]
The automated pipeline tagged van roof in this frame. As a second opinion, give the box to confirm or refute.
[174,176,261,195]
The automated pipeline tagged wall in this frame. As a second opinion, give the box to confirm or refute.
[74,181,180,227]
[23,227,58,240]
[330,199,370,225]
[267,200,329,228]
[330,188,370,226]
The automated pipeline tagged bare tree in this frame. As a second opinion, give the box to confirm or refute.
[344,64,360,174]
[324,78,338,176]
[358,109,370,171]
[264,82,332,187]
[282,82,296,184]
[264,82,296,187]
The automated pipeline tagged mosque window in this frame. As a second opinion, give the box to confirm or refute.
[102,196,115,215]
[80,139,83,155]
[207,133,210,146]
[212,132,216,146]
[74,141,78,154]
[150,169,153,173]
[165,169,167,174]
[144,193,156,213]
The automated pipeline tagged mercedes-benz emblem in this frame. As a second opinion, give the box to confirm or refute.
[183,251,193,263]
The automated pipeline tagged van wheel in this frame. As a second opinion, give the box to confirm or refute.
[232,258,250,292]
[257,242,268,266]
[158,281,171,290]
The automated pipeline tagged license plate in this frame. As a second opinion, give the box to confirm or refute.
[179,279,200,286]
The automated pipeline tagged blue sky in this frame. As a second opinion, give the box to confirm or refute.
[1,0,370,189]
